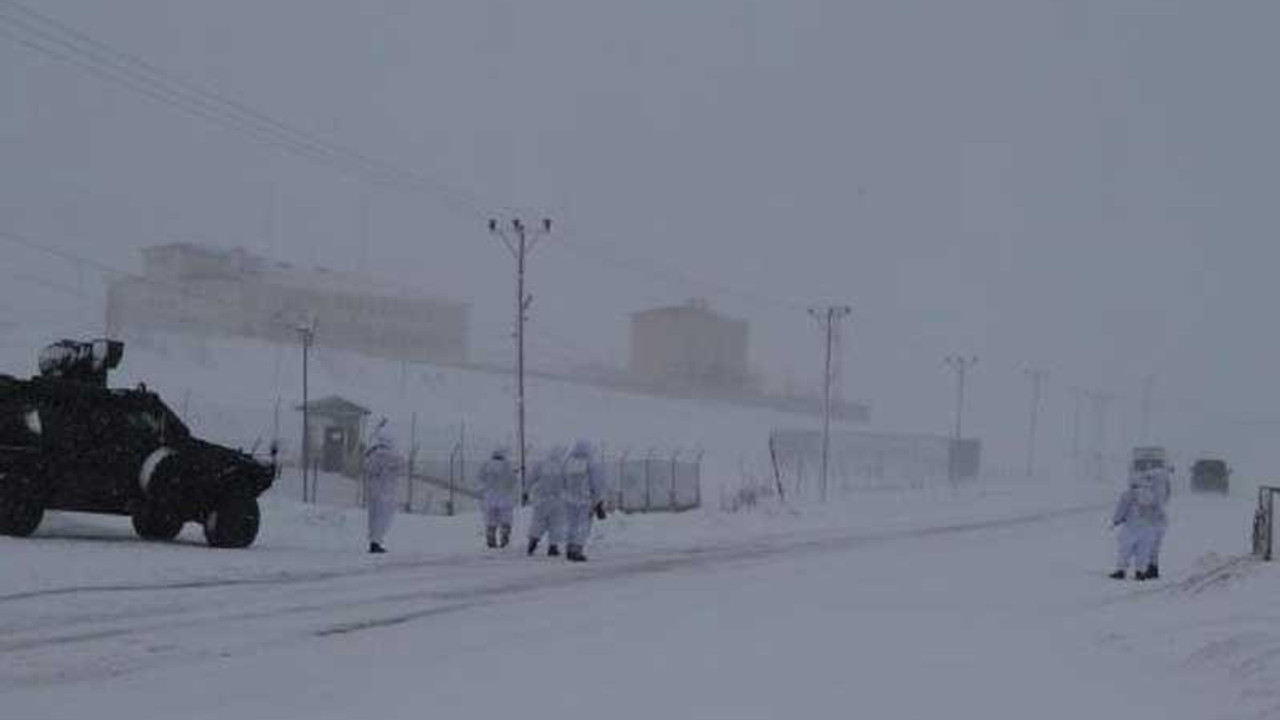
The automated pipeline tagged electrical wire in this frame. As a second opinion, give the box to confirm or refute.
[0,1,491,222]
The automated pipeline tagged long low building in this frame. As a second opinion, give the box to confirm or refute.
[106,243,469,364]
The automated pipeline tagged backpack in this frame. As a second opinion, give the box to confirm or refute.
[563,456,591,500]
[1133,479,1161,520]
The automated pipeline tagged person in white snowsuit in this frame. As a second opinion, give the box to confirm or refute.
[561,439,606,563]
[526,445,567,557]
[363,419,404,554]
[479,449,518,549]
[1146,467,1172,579]
[1110,472,1161,580]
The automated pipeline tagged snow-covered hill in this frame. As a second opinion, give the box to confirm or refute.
[0,330,856,497]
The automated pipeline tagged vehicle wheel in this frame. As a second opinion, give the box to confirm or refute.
[131,505,184,541]
[0,478,44,537]
[203,491,260,549]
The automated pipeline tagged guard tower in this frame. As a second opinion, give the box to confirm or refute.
[295,396,371,477]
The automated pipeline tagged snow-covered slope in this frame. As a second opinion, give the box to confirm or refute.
[0,330,854,497]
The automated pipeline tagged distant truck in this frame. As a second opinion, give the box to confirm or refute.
[1130,446,1169,474]
[1190,458,1231,495]
[0,339,275,547]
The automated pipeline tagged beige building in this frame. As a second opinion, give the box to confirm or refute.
[629,300,751,393]
[107,243,469,364]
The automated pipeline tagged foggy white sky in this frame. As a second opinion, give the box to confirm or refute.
[1,0,1277,475]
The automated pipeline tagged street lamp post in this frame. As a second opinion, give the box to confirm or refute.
[944,355,978,484]
[294,322,315,502]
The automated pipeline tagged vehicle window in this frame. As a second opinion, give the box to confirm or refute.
[125,409,162,438]
[0,405,41,447]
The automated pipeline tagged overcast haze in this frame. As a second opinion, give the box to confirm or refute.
[2,0,1277,476]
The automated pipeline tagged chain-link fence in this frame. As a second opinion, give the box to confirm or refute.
[769,428,983,499]
[170,387,702,515]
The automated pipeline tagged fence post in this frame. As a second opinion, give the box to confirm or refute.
[459,422,467,515]
[644,456,652,512]
[406,412,417,513]
[670,452,678,510]
[312,459,321,505]
[1268,490,1276,562]
[1256,487,1278,561]
[448,441,460,518]
[695,448,704,509]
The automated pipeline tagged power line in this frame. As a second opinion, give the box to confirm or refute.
[0,1,490,221]
[0,227,301,335]
[544,226,810,314]
[1,2,821,320]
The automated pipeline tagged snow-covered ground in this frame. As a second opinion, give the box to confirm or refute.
[2,477,1274,719]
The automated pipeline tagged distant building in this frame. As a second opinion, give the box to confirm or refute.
[628,299,751,394]
[106,243,469,364]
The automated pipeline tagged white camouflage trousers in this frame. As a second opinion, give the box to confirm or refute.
[484,503,515,529]
[1116,523,1156,572]
[367,497,396,545]
[528,500,565,545]
[565,503,594,547]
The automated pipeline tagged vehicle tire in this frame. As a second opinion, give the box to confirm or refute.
[0,476,44,537]
[203,491,260,549]
[131,505,184,541]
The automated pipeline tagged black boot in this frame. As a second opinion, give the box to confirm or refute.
[547,544,560,557]
[369,542,386,554]
[566,544,588,562]
[485,527,497,549]
[1108,570,1125,580]
[1146,564,1159,580]
[527,537,540,556]
[499,525,512,549]
[1135,570,1150,581]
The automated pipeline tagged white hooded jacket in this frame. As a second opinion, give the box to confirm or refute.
[562,440,605,508]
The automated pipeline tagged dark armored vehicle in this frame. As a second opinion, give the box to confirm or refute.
[0,340,274,547]
[1190,458,1231,495]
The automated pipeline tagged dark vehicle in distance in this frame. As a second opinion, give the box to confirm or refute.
[0,340,274,547]
[1190,458,1231,495]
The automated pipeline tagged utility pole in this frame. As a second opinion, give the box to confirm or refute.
[944,355,978,484]
[1024,368,1049,480]
[1090,390,1116,484]
[488,216,552,504]
[406,411,417,512]
[294,321,316,503]
[1068,387,1087,480]
[1140,375,1155,443]
[808,305,852,504]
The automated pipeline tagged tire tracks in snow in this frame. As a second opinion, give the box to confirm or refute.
[0,502,1102,688]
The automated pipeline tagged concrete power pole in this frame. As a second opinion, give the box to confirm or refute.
[1090,390,1116,484]
[808,305,851,504]
[293,321,316,502]
[1140,375,1155,443]
[488,217,552,504]
[1067,387,1087,480]
[944,355,978,484]
[1024,369,1049,480]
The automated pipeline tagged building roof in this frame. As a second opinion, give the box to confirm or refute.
[140,242,469,309]
[294,395,371,417]
[630,299,743,324]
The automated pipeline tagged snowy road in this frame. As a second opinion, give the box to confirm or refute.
[1,488,1257,718]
